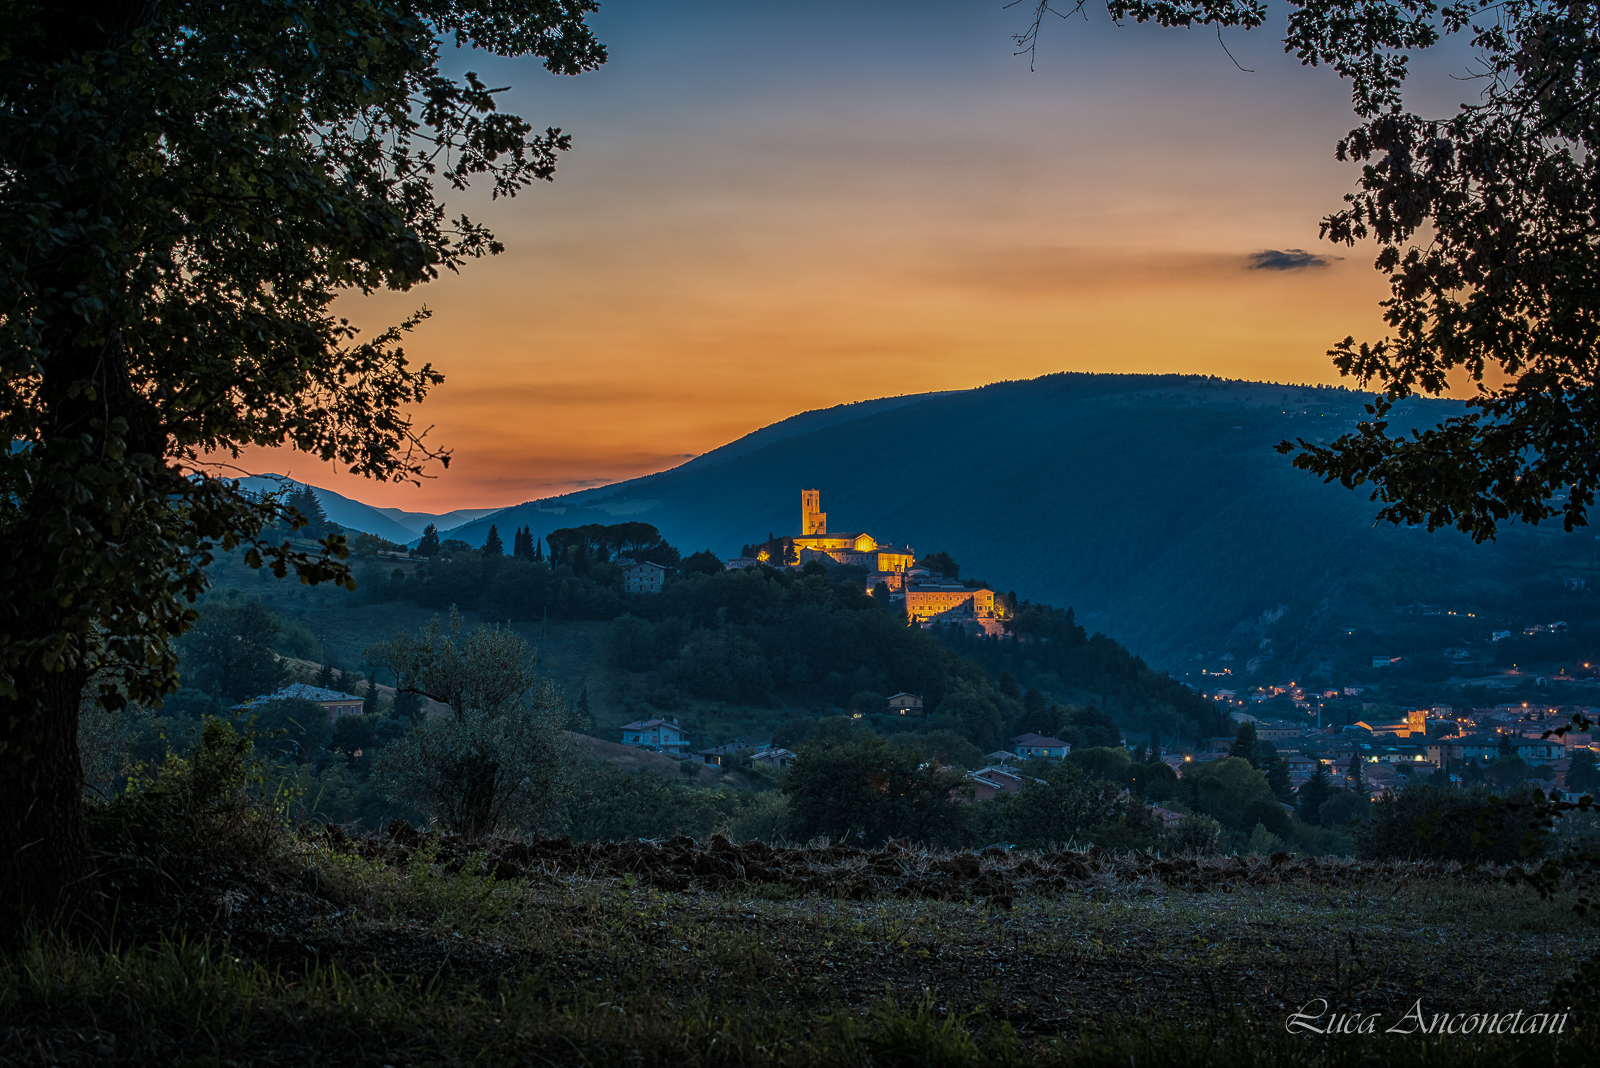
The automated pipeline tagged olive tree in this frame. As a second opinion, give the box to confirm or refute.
[0,0,603,937]
[368,614,573,839]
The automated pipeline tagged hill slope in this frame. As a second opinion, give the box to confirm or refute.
[437,373,1599,681]
[238,477,490,543]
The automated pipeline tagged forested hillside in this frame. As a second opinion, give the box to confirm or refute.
[434,373,1600,683]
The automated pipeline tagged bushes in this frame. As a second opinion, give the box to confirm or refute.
[979,761,1163,851]
[87,719,291,891]
[370,615,573,840]
[782,736,974,848]
[1354,784,1554,864]
[562,761,749,842]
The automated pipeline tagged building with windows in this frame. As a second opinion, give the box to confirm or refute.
[888,692,924,714]
[1009,732,1071,761]
[618,558,666,595]
[620,718,690,754]
[789,490,916,574]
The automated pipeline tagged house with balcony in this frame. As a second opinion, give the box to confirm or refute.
[620,717,690,754]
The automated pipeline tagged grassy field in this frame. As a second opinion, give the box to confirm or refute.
[4,827,1596,1067]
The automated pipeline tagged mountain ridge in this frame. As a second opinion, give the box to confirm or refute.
[282,371,1599,684]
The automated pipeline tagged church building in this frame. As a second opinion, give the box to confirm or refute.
[790,489,915,575]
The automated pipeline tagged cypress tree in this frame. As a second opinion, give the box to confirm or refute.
[483,524,503,556]
[1228,722,1258,763]
[1297,763,1334,825]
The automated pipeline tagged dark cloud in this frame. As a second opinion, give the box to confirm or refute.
[1247,249,1332,271]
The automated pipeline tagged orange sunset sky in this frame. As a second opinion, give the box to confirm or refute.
[238,1,1476,512]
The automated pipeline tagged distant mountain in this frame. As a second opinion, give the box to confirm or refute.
[238,477,497,544]
[435,372,1600,683]
[371,505,501,537]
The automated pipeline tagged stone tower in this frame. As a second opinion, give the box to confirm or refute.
[801,489,826,536]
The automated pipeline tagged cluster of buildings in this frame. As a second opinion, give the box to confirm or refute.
[1191,704,1596,798]
[724,490,1008,636]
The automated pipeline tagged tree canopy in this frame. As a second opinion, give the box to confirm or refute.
[0,0,603,936]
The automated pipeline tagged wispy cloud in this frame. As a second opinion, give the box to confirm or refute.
[1247,249,1332,271]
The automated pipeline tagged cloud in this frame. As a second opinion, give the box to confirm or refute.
[1247,249,1332,271]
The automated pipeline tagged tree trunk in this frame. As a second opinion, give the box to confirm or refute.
[0,665,101,947]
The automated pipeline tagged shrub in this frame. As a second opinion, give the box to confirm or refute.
[1354,784,1554,864]
[87,718,291,891]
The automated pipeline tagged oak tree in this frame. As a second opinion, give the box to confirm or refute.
[0,0,603,937]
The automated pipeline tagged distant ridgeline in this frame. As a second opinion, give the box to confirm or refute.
[432,371,1600,685]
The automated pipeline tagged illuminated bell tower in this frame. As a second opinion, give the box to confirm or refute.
[801,488,826,535]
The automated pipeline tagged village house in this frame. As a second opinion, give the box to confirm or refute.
[617,558,666,595]
[619,717,690,755]
[1009,732,1070,761]
[1150,805,1185,829]
[887,692,924,715]
[697,742,746,767]
[967,764,1028,800]
[234,682,364,722]
[750,746,796,769]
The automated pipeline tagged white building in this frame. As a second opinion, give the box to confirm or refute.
[619,717,690,754]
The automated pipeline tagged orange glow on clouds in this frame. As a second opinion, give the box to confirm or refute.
[230,2,1441,511]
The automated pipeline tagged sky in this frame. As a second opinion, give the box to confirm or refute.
[238,0,1479,511]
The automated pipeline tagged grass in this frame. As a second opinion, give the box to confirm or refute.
[4,830,1597,1066]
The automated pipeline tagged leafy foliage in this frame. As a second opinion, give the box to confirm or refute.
[981,761,1163,851]
[0,0,604,930]
[782,735,973,848]
[369,613,572,839]
[174,596,289,704]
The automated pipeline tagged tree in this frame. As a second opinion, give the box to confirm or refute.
[1354,784,1551,864]
[1066,745,1133,786]
[482,524,504,557]
[1181,756,1276,832]
[174,598,288,705]
[417,523,442,558]
[369,612,573,839]
[932,681,1007,751]
[1228,722,1258,764]
[1019,1,1600,540]
[782,735,973,848]
[1569,748,1600,796]
[992,760,1155,850]
[246,697,335,765]
[1297,764,1334,826]
[285,484,337,539]
[1265,755,1295,804]
[680,549,724,575]
[0,0,604,935]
